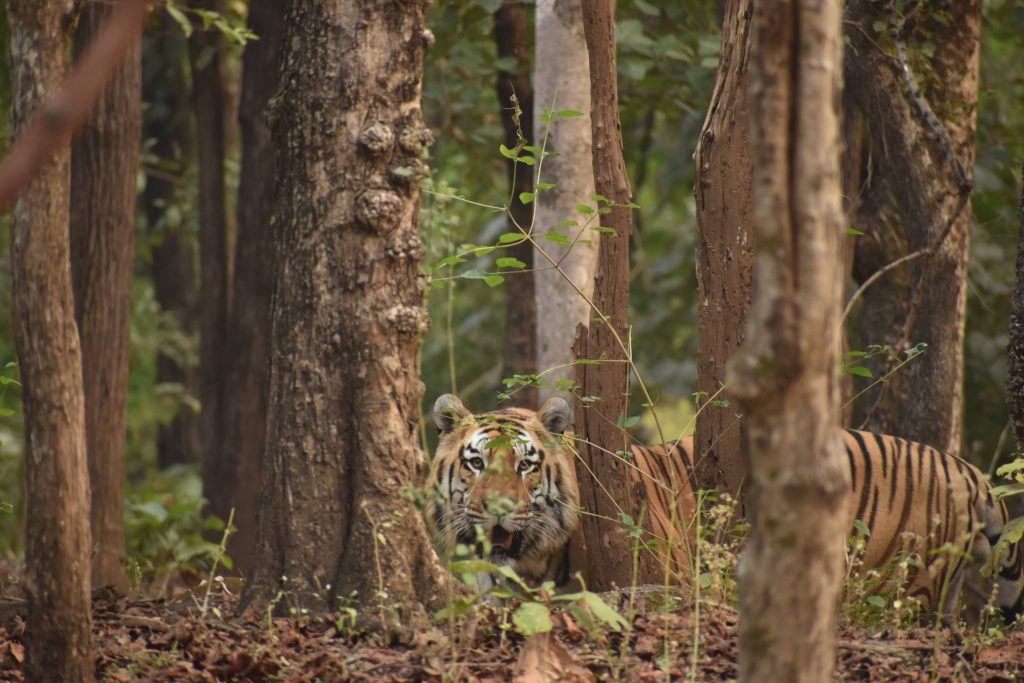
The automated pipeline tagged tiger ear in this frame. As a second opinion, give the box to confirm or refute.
[538,397,572,435]
[433,394,470,433]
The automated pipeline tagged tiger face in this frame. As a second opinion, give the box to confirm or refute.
[425,394,579,587]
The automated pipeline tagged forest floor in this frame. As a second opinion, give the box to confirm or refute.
[0,586,1022,681]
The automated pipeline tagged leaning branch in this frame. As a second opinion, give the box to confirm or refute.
[0,0,150,211]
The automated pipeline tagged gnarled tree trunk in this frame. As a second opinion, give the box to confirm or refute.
[70,0,141,592]
[534,0,599,404]
[241,0,446,615]
[730,0,849,679]
[7,1,94,678]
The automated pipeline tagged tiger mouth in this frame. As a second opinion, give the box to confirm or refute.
[491,525,514,551]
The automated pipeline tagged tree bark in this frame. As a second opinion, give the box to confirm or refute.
[221,0,284,575]
[143,11,199,468]
[729,0,849,679]
[7,1,94,679]
[70,0,141,593]
[692,0,753,497]
[495,1,537,408]
[534,0,599,404]
[1008,163,1024,451]
[845,0,980,454]
[241,0,446,615]
[189,0,232,515]
[572,0,653,589]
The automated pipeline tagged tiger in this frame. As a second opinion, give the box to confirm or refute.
[426,393,1024,622]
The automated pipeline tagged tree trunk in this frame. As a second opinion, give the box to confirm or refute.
[494,1,537,408]
[70,0,141,592]
[729,0,849,679]
[534,0,599,404]
[845,0,980,454]
[143,11,199,468]
[7,1,94,679]
[189,0,233,518]
[221,0,284,575]
[241,0,446,616]
[692,0,753,497]
[572,0,652,589]
[1008,163,1024,450]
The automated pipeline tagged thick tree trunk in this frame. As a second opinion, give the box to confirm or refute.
[730,0,849,679]
[495,1,537,408]
[143,12,199,469]
[845,0,980,454]
[693,0,753,497]
[7,1,94,679]
[70,0,141,592]
[221,0,284,575]
[534,0,599,404]
[1009,164,1024,451]
[241,0,446,615]
[189,0,232,515]
[572,0,652,589]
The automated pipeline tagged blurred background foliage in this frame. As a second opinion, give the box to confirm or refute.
[0,0,1020,581]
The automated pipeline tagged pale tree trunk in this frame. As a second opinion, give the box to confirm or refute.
[70,0,141,592]
[7,1,94,679]
[729,0,849,679]
[143,11,199,468]
[241,0,446,615]
[845,0,980,454]
[1008,163,1024,450]
[572,0,653,589]
[189,0,232,516]
[220,0,283,576]
[534,0,599,404]
[693,0,753,496]
[495,1,537,408]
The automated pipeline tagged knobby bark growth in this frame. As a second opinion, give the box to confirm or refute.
[845,0,980,453]
[495,0,537,408]
[220,0,284,575]
[7,1,94,679]
[729,0,850,680]
[534,0,599,404]
[143,11,199,468]
[692,0,753,497]
[242,0,446,615]
[573,0,654,589]
[189,0,232,516]
[1008,164,1024,450]
[70,0,141,592]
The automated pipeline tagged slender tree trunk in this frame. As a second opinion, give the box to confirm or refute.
[692,0,753,497]
[70,0,141,592]
[495,0,538,408]
[143,12,199,468]
[534,0,599,404]
[221,0,284,575]
[1008,163,1024,450]
[241,0,446,615]
[845,0,980,454]
[730,1,849,679]
[7,1,94,678]
[189,0,232,517]
[572,0,652,589]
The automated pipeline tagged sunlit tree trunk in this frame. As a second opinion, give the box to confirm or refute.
[730,0,849,679]
[241,0,446,616]
[70,0,141,592]
[7,1,94,678]
[534,0,599,404]
[693,0,753,496]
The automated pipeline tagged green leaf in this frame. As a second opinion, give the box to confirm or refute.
[852,519,871,536]
[0,408,13,416]
[845,366,872,378]
[866,595,886,608]
[845,227,865,236]
[512,602,553,636]
[461,268,488,280]
[536,182,555,190]
[997,516,1024,547]
[541,231,571,246]
[435,255,467,268]
[519,192,535,205]
[591,227,619,237]
[499,143,517,159]
[484,275,505,287]
[516,155,536,166]
[555,219,578,227]
[557,109,584,118]
[580,592,628,631]
[496,257,526,269]
[523,145,542,154]
[166,4,193,37]
[575,203,594,215]
[498,232,525,244]
[996,460,1024,478]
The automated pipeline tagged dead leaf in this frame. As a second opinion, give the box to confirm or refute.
[514,632,594,683]
[561,612,583,642]
[7,641,23,664]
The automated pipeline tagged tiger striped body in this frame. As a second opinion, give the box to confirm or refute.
[427,395,1023,618]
